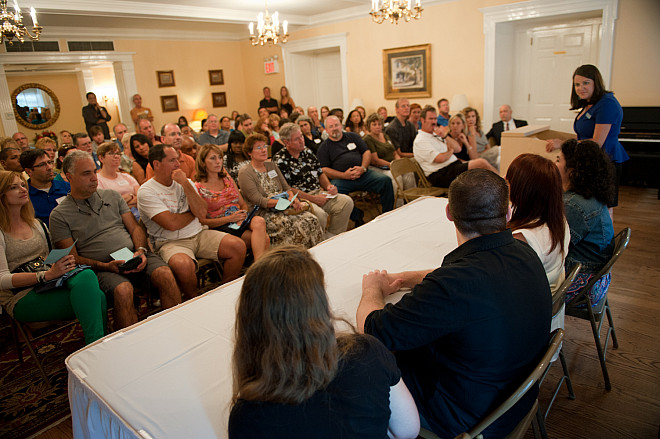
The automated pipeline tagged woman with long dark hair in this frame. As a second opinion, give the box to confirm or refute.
[555,139,616,305]
[230,246,419,439]
[547,64,628,210]
[129,134,152,185]
[345,109,366,136]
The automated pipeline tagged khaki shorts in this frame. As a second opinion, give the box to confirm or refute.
[156,229,226,266]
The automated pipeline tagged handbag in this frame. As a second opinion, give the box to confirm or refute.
[11,220,51,274]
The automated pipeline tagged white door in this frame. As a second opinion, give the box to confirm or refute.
[513,18,600,132]
[288,48,342,112]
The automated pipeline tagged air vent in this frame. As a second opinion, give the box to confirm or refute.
[4,41,60,52]
[67,41,114,51]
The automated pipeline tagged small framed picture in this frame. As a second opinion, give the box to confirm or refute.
[209,70,224,86]
[160,95,179,112]
[383,44,432,99]
[157,70,175,88]
[212,92,227,108]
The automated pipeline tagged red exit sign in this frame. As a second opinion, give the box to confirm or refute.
[264,60,279,74]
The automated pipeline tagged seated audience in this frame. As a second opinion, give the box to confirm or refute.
[236,114,254,138]
[12,132,30,151]
[73,132,101,169]
[130,134,152,185]
[0,170,106,345]
[254,116,274,146]
[138,144,246,298]
[220,116,232,133]
[318,116,394,221]
[268,114,281,141]
[96,142,140,219]
[112,123,128,151]
[296,115,322,154]
[385,99,416,158]
[35,137,57,161]
[89,125,108,153]
[178,116,189,128]
[273,123,353,238]
[345,109,366,136]
[357,169,551,438]
[20,149,69,226]
[436,98,451,134]
[54,145,77,181]
[377,106,394,127]
[355,105,366,120]
[329,108,344,124]
[409,103,422,131]
[145,124,196,179]
[278,107,289,120]
[229,245,420,439]
[181,136,198,159]
[198,114,229,150]
[556,139,615,305]
[486,104,528,146]
[447,113,478,162]
[60,130,74,147]
[225,131,250,181]
[238,134,323,248]
[307,106,324,136]
[181,124,198,142]
[137,118,162,145]
[320,106,330,126]
[259,106,272,120]
[414,106,497,188]
[193,144,270,260]
[462,106,499,169]
[50,151,180,329]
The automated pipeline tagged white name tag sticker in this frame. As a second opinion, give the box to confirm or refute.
[267,169,278,179]
[347,143,356,150]
[55,196,66,205]
[314,138,321,144]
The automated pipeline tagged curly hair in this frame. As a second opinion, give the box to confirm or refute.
[561,139,614,205]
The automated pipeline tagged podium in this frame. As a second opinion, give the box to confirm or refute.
[500,125,576,177]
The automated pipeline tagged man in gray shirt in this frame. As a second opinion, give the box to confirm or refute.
[198,114,229,151]
[50,151,181,329]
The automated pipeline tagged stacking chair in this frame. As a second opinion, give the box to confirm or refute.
[565,227,631,391]
[390,158,446,205]
[420,329,565,439]
[539,263,581,420]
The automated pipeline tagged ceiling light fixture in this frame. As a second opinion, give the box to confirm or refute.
[248,0,288,46]
[370,0,423,24]
[1,0,42,45]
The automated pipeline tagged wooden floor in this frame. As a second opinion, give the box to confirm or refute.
[35,186,660,439]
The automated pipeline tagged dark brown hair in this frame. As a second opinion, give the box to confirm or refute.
[570,64,611,110]
[561,139,614,205]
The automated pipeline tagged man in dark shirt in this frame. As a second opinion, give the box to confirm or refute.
[486,104,529,146]
[357,169,551,439]
[82,92,112,139]
[258,87,278,114]
[385,98,416,158]
[20,149,70,226]
[317,116,394,216]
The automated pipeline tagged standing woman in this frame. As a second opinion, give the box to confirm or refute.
[229,246,419,439]
[0,171,106,345]
[193,144,270,260]
[555,139,615,306]
[279,86,295,116]
[547,64,628,212]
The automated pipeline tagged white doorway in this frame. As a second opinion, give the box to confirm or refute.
[512,15,602,132]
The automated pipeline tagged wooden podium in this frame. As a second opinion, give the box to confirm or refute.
[500,125,576,177]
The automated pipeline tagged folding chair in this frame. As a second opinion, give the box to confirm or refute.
[390,158,446,205]
[565,227,631,391]
[420,329,565,439]
[539,263,581,420]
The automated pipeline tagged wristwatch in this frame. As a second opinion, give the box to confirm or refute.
[361,166,367,173]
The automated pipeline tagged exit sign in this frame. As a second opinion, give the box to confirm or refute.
[264,60,279,74]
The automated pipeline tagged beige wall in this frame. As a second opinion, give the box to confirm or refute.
[5,73,86,141]
[239,40,285,117]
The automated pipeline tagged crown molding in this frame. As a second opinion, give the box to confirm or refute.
[43,26,242,42]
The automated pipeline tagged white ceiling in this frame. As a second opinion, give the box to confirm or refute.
[25,0,381,41]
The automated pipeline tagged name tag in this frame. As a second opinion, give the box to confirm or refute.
[311,170,318,177]
[55,196,66,205]
[585,113,592,120]
[314,138,321,144]
[267,169,278,179]
[347,143,356,151]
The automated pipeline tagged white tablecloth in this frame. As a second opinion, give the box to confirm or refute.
[67,197,457,439]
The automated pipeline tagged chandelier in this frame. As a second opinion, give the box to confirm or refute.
[370,0,423,24]
[248,0,288,46]
[1,0,42,44]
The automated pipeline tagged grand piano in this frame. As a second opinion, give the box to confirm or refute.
[619,107,660,193]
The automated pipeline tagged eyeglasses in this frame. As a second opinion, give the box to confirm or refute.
[31,160,55,169]
[253,146,267,151]
[104,152,122,157]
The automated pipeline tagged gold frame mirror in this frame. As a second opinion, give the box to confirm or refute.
[11,83,61,129]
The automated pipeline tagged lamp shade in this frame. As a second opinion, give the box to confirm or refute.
[450,94,469,112]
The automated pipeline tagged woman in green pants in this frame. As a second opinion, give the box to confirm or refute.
[0,171,106,344]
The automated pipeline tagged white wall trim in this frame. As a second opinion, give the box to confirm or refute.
[281,33,349,111]
[480,0,618,129]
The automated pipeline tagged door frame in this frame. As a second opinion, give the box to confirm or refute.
[480,0,618,129]
[281,33,349,111]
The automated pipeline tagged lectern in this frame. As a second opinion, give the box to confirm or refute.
[500,125,576,177]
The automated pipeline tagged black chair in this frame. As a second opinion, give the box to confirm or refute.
[419,330,565,439]
[565,227,631,391]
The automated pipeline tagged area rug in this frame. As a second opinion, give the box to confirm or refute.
[0,318,84,439]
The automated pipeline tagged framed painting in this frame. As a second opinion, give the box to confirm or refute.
[209,70,224,86]
[382,44,431,99]
[160,95,179,112]
[157,70,175,87]
[212,92,227,108]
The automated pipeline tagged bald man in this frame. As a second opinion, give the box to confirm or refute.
[486,105,528,146]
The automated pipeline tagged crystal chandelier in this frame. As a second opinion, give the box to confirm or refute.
[1,0,42,44]
[248,0,288,46]
[370,0,423,24]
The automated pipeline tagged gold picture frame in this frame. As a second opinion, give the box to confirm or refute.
[212,92,227,108]
[383,44,431,99]
[160,95,179,112]
[157,70,175,88]
[209,70,224,86]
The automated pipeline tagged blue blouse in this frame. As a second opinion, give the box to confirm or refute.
[574,93,629,163]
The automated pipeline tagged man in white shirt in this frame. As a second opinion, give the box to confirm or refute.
[414,106,496,188]
[138,144,246,299]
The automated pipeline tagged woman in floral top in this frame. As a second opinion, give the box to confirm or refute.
[194,144,270,260]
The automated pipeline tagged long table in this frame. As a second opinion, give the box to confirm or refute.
[67,196,457,439]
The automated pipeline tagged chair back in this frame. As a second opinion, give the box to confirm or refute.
[552,263,581,317]
[465,329,564,438]
[566,228,631,307]
[390,158,419,187]
[410,158,435,188]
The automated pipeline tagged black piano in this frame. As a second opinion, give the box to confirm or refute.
[619,106,660,192]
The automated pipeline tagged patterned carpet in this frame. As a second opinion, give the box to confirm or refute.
[0,317,84,439]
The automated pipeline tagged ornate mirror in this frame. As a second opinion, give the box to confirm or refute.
[11,83,61,129]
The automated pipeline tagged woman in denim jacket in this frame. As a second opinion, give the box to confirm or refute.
[555,139,615,305]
